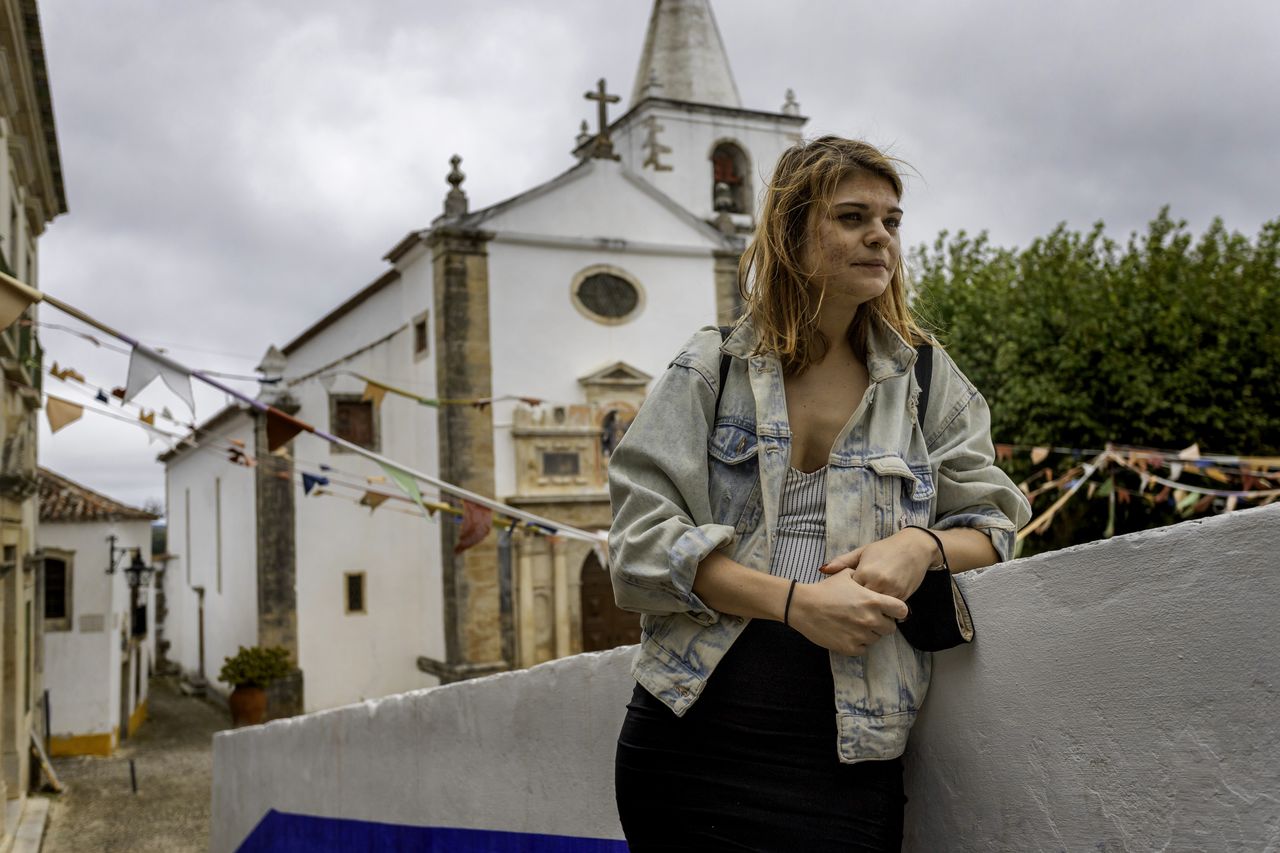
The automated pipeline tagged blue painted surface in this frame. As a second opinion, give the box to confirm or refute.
[237,810,630,852]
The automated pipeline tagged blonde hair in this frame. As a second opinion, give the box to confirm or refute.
[739,135,932,374]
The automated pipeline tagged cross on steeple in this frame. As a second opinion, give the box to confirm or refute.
[583,78,621,160]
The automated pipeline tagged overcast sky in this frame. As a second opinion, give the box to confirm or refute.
[32,0,1280,509]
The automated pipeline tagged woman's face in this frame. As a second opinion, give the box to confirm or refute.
[801,170,902,308]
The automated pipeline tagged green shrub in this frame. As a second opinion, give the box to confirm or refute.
[218,645,292,689]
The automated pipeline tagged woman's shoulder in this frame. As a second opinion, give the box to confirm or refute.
[667,325,730,388]
[923,344,979,402]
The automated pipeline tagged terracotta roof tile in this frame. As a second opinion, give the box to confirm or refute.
[38,468,158,523]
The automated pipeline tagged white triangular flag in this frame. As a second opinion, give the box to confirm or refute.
[125,347,195,413]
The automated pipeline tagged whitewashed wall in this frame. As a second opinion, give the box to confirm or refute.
[41,518,151,743]
[163,413,258,690]
[283,255,444,711]
[484,158,720,499]
[212,504,1280,852]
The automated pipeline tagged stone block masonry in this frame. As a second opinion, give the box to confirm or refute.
[211,504,1280,851]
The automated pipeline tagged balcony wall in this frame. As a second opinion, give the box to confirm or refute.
[212,504,1280,852]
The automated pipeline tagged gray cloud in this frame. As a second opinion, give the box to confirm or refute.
[32,0,1280,506]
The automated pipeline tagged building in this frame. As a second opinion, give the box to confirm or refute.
[162,0,806,714]
[0,0,65,832]
[37,469,157,756]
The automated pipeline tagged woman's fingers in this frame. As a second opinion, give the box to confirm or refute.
[819,547,863,574]
[870,590,909,621]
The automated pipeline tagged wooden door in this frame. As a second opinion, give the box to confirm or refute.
[579,551,641,652]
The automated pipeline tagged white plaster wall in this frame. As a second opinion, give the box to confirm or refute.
[483,158,723,249]
[285,255,444,712]
[483,159,721,499]
[40,519,151,738]
[279,273,418,381]
[613,104,802,221]
[212,505,1280,851]
[486,240,716,499]
[163,414,258,689]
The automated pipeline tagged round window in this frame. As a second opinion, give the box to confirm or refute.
[571,266,644,325]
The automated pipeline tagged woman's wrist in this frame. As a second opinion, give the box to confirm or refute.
[898,525,945,571]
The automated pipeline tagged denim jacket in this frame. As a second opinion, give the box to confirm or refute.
[607,314,1032,763]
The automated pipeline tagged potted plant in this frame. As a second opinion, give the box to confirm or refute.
[218,645,292,727]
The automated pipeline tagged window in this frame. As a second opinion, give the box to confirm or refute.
[570,265,645,326]
[710,141,751,215]
[542,451,581,477]
[330,395,379,452]
[344,572,366,614]
[44,553,73,632]
[412,311,430,360]
[600,408,635,458]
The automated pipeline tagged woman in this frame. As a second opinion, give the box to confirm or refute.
[608,136,1030,851]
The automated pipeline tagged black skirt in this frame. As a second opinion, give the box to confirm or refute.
[615,620,905,852]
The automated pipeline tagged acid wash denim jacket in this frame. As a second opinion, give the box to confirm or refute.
[607,314,1032,763]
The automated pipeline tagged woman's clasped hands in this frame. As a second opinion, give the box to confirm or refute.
[788,529,938,657]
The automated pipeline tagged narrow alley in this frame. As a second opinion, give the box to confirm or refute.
[43,679,224,852]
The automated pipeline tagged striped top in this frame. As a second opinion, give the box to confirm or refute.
[769,466,829,585]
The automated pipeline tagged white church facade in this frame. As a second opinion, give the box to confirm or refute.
[162,0,807,714]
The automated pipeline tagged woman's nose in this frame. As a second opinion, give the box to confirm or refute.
[865,220,890,248]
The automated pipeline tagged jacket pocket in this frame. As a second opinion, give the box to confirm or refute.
[707,421,763,533]
[870,454,936,534]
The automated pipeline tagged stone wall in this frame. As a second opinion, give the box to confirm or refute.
[212,504,1280,852]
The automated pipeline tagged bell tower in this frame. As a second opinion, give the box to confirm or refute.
[581,0,808,233]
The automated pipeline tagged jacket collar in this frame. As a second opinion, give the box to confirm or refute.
[721,312,918,382]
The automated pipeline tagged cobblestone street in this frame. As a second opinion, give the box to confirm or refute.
[42,678,227,852]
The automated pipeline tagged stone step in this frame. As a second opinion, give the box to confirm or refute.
[9,796,49,853]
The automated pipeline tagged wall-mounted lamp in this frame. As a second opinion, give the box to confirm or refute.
[106,535,154,589]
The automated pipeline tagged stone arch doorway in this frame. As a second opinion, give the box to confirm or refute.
[579,551,640,652]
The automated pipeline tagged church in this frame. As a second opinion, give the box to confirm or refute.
[161,0,808,714]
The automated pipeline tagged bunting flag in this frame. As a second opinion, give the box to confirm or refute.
[45,397,84,433]
[302,473,329,495]
[380,462,432,517]
[139,409,156,426]
[361,381,388,408]
[455,500,493,554]
[359,491,390,511]
[1030,446,1050,465]
[95,389,109,404]
[49,362,86,383]
[0,271,40,332]
[125,347,196,412]
[319,373,337,392]
[366,475,386,485]
[227,447,254,467]
[112,387,126,400]
[266,408,310,452]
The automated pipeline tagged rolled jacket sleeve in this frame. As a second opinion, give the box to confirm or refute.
[926,368,1032,563]
[607,340,733,626]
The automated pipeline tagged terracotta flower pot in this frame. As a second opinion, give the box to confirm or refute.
[229,685,268,727]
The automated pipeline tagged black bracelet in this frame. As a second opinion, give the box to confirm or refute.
[903,524,949,572]
[783,578,798,626]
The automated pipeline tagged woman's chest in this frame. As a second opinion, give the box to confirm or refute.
[783,363,870,471]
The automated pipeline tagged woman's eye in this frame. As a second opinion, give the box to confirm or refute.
[885,218,901,230]
[839,212,861,223]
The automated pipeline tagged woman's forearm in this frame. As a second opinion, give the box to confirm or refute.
[691,550,792,621]
[932,526,1000,573]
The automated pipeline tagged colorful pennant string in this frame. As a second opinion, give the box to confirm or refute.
[45,396,84,433]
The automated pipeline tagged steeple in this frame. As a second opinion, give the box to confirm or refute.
[629,0,741,108]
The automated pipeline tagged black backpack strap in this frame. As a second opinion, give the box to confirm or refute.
[714,326,732,420]
[914,344,933,433]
